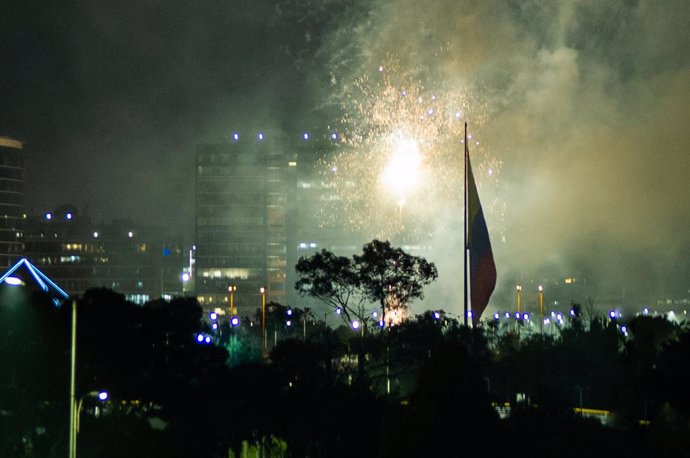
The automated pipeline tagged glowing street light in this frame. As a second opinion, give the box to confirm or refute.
[538,285,544,333]
[260,287,267,356]
[228,285,237,316]
[70,389,109,458]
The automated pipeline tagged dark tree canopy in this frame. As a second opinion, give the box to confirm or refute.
[294,240,438,326]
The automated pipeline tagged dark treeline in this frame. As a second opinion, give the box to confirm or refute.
[2,288,690,457]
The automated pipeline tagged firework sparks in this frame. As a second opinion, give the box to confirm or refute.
[320,58,504,242]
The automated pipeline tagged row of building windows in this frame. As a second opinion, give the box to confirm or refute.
[0,167,23,180]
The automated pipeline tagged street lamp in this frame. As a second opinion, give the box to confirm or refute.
[228,285,237,316]
[260,287,267,356]
[538,285,544,333]
[70,390,109,458]
[516,285,522,313]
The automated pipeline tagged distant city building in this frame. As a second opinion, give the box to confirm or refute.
[23,207,185,303]
[0,136,25,268]
[194,129,366,316]
[194,135,287,315]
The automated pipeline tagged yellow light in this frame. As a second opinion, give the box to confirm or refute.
[380,134,422,201]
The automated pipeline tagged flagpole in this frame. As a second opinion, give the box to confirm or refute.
[463,122,469,327]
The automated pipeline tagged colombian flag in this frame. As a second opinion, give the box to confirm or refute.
[467,156,496,325]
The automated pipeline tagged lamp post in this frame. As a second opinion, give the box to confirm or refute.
[69,299,77,458]
[538,285,544,334]
[72,391,109,458]
[516,285,522,313]
[260,287,267,356]
[228,285,237,316]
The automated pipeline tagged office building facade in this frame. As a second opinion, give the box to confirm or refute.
[0,136,25,268]
[194,135,287,315]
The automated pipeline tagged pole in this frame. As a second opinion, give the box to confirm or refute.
[539,286,544,334]
[463,122,469,327]
[69,299,77,458]
[260,287,267,356]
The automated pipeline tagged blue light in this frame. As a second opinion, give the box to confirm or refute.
[351,320,361,330]
[287,308,293,316]
[336,308,342,315]
[205,336,212,344]
[330,132,338,140]
[232,132,240,141]
[45,212,52,220]
[230,316,240,327]
[372,311,378,318]
[523,313,530,321]
[97,391,109,401]
[257,132,264,140]
[621,325,628,333]
[196,333,204,343]
[286,320,292,327]
[570,309,576,316]
[163,247,170,257]
[494,313,500,320]
[212,323,218,330]
[302,132,310,141]
[433,311,441,320]
[378,320,385,327]
[609,310,616,319]
[66,212,73,220]
[209,312,218,321]
[515,312,521,319]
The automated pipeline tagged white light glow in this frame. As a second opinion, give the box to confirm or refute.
[380,134,422,201]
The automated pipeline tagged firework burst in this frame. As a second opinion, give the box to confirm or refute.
[319,58,502,242]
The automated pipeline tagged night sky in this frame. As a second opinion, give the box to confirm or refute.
[1,0,688,310]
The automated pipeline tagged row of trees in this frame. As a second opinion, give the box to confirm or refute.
[2,240,690,457]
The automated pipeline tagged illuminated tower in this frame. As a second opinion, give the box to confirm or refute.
[194,133,287,314]
[0,137,25,268]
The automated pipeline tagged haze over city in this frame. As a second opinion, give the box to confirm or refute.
[2,0,688,313]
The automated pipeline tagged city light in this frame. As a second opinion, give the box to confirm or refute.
[351,320,361,330]
[45,212,52,220]
[97,391,109,401]
[66,212,73,220]
[4,276,24,286]
[230,316,240,327]
[433,311,441,320]
[209,312,218,321]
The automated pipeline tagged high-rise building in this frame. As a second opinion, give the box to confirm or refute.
[0,136,25,268]
[194,134,287,315]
